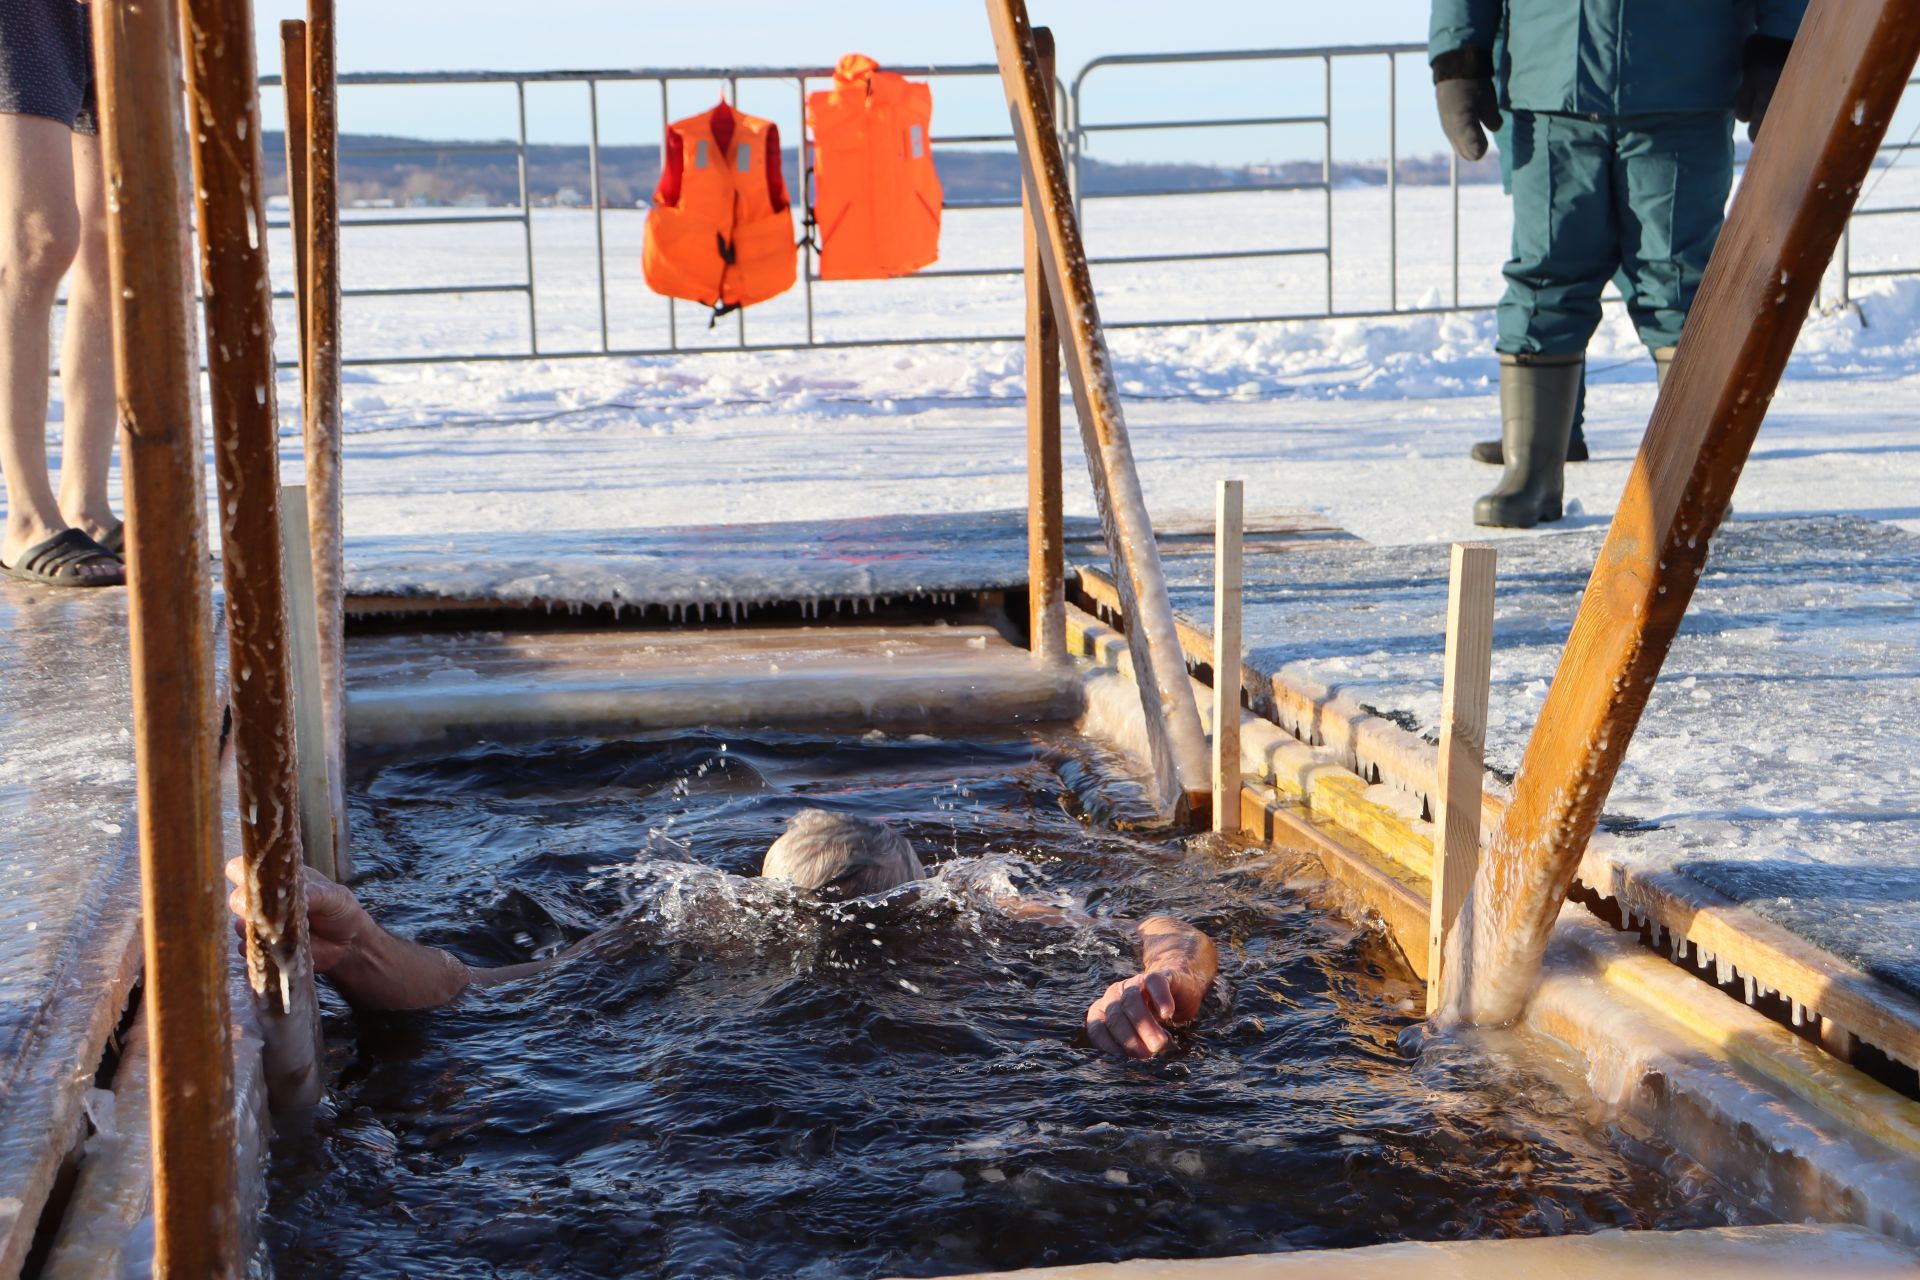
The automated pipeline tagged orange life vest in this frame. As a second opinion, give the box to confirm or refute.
[806,54,942,280]
[643,102,797,314]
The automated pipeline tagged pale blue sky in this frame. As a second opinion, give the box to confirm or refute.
[250,2,1448,164]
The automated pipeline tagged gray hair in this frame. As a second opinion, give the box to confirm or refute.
[760,809,926,901]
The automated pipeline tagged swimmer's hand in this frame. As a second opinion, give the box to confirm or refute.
[224,859,473,1011]
[1084,915,1218,1060]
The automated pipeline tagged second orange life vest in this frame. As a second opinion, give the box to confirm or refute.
[806,54,942,280]
[643,101,797,314]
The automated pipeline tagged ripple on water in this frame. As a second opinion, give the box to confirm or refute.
[267,730,1748,1278]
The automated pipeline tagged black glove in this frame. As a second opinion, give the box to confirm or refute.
[1737,35,1793,143]
[1432,46,1501,163]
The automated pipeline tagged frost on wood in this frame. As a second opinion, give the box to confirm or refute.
[344,511,1054,611]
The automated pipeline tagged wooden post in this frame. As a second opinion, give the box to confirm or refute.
[280,20,311,374]
[280,485,338,881]
[1443,0,1920,1027]
[304,0,350,879]
[1211,480,1244,835]
[89,0,239,1271]
[180,0,325,1111]
[1024,27,1065,663]
[1426,544,1495,1013]
[986,0,1212,822]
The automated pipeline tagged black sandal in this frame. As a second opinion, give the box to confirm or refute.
[98,522,125,558]
[0,529,126,588]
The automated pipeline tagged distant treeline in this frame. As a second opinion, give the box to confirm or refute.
[258,130,1502,208]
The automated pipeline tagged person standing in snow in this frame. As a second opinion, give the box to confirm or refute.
[0,0,122,586]
[1430,0,1807,528]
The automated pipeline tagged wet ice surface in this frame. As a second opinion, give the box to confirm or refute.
[264,731,1741,1278]
[1159,515,1920,998]
[0,582,137,1082]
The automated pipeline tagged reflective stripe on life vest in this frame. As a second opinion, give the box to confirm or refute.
[643,102,797,311]
[806,54,942,281]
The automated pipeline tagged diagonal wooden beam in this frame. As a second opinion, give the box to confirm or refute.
[986,0,1212,821]
[1442,0,1920,1026]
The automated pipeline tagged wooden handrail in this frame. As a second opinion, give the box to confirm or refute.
[1443,0,1920,1027]
[90,0,240,1269]
[987,0,1212,821]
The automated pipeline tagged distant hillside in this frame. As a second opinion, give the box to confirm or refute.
[259,130,1501,209]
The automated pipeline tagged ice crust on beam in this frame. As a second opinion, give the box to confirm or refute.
[1155,515,1920,1001]
[342,511,1105,610]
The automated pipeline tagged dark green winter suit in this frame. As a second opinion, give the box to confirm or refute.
[1431,0,1808,357]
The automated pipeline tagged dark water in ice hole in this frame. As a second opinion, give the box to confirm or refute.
[263,730,1747,1279]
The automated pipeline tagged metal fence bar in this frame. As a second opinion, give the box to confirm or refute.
[270,283,529,299]
[660,78,677,351]
[1388,52,1398,313]
[798,75,817,343]
[1323,55,1334,315]
[1077,113,1326,133]
[588,79,610,352]
[514,80,538,355]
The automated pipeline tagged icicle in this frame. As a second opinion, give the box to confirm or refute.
[1792,1001,1805,1028]
[1744,975,1755,1005]
[1716,957,1731,986]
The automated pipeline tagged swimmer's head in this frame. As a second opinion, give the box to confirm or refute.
[761,809,926,901]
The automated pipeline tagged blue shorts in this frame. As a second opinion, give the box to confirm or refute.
[0,0,97,136]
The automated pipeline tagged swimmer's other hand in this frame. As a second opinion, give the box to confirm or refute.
[223,859,472,1010]
[225,858,368,972]
[1084,970,1187,1059]
[1084,915,1218,1060]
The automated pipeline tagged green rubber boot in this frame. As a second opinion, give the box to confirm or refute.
[1653,345,1678,387]
[1471,366,1589,463]
[1474,355,1583,529]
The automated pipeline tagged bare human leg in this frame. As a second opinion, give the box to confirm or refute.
[57,128,117,543]
[0,111,113,579]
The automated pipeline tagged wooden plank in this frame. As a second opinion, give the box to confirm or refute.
[181,0,324,1111]
[1024,27,1065,664]
[1446,0,1920,1027]
[1242,786,1429,980]
[303,0,351,879]
[41,1017,153,1280]
[985,0,1212,823]
[89,0,240,1269]
[1212,480,1244,834]
[280,21,310,377]
[281,487,337,881]
[1426,544,1495,1013]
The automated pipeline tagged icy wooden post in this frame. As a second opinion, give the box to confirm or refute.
[181,0,324,1111]
[1211,480,1244,835]
[1024,26,1065,663]
[1443,0,1920,1027]
[304,0,350,879]
[90,0,239,1269]
[280,20,311,372]
[987,0,1213,823]
[280,486,337,881]
[1425,543,1495,1014]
